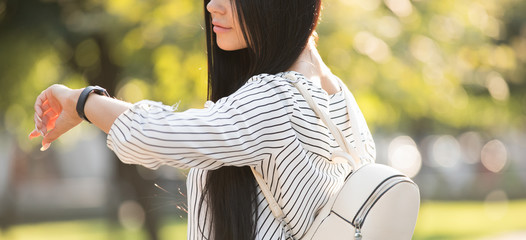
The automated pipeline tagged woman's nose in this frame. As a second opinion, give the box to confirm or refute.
[207,0,226,15]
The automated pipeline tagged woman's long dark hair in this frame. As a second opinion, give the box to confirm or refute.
[202,0,322,239]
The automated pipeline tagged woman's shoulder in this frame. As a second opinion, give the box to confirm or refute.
[247,71,297,86]
[252,71,340,98]
[246,71,320,94]
[241,72,299,97]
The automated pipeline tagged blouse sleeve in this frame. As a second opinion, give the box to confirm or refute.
[106,75,295,170]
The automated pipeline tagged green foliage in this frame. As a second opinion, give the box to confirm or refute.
[414,200,526,239]
[0,0,525,147]
[3,218,187,240]
[318,0,526,134]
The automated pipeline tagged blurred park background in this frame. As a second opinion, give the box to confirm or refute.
[1,0,525,239]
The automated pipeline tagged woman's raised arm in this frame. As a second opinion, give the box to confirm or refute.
[29,84,132,150]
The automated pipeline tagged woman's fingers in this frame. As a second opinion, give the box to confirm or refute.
[30,84,82,151]
[31,86,58,147]
[33,113,42,130]
[40,142,51,151]
[35,112,42,122]
[30,113,45,139]
[34,90,52,131]
[46,113,59,131]
[41,112,82,151]
[29,128,41,139]
[34,91,48,117]
[34,88,61,135]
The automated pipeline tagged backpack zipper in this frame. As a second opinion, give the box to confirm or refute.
[352,175,415,239]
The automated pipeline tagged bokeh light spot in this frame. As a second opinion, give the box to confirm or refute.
[481,139,508,173]
[485,72,509,101]
[484,190,509,221]
[458,131,483,164]
[353,31,392,63]
[468,3,489,30]
[432,135,461,168]
[142,23,164,47]
[377,16,402,39]
[410,35,440,63]
[123,28,145,51]
[490,45,516,70]
[117,78,149,103]
[388,136,422,178]
[118,200,145,230]
[429,15,464,42]
[384,0,413,18]
[75,39,100,68]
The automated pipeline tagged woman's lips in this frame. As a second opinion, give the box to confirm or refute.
[212,21,231,33]
[213,25,231,33]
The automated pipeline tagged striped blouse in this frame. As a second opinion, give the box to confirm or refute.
[106,71,376,240]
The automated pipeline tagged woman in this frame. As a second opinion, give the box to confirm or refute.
[30,0,376,239]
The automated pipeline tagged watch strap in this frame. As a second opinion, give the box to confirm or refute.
[76,86,110,123]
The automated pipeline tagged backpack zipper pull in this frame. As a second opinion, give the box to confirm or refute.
[354,228,362,240]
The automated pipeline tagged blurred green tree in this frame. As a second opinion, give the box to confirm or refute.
[0,0,206,150]
[318,0,526,136]
[1,0,525,144]
[0,1,206,238]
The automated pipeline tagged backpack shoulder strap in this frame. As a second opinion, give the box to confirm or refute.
[251,72,365,238]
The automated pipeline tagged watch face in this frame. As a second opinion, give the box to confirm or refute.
[93,86,110,97]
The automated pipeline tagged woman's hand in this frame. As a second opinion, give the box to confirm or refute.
[29,84,83,151]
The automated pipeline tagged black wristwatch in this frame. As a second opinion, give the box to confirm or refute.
[76,86,110,123]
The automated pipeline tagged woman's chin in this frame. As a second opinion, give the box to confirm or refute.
[217,41,247,51]
[218,45,240,51]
